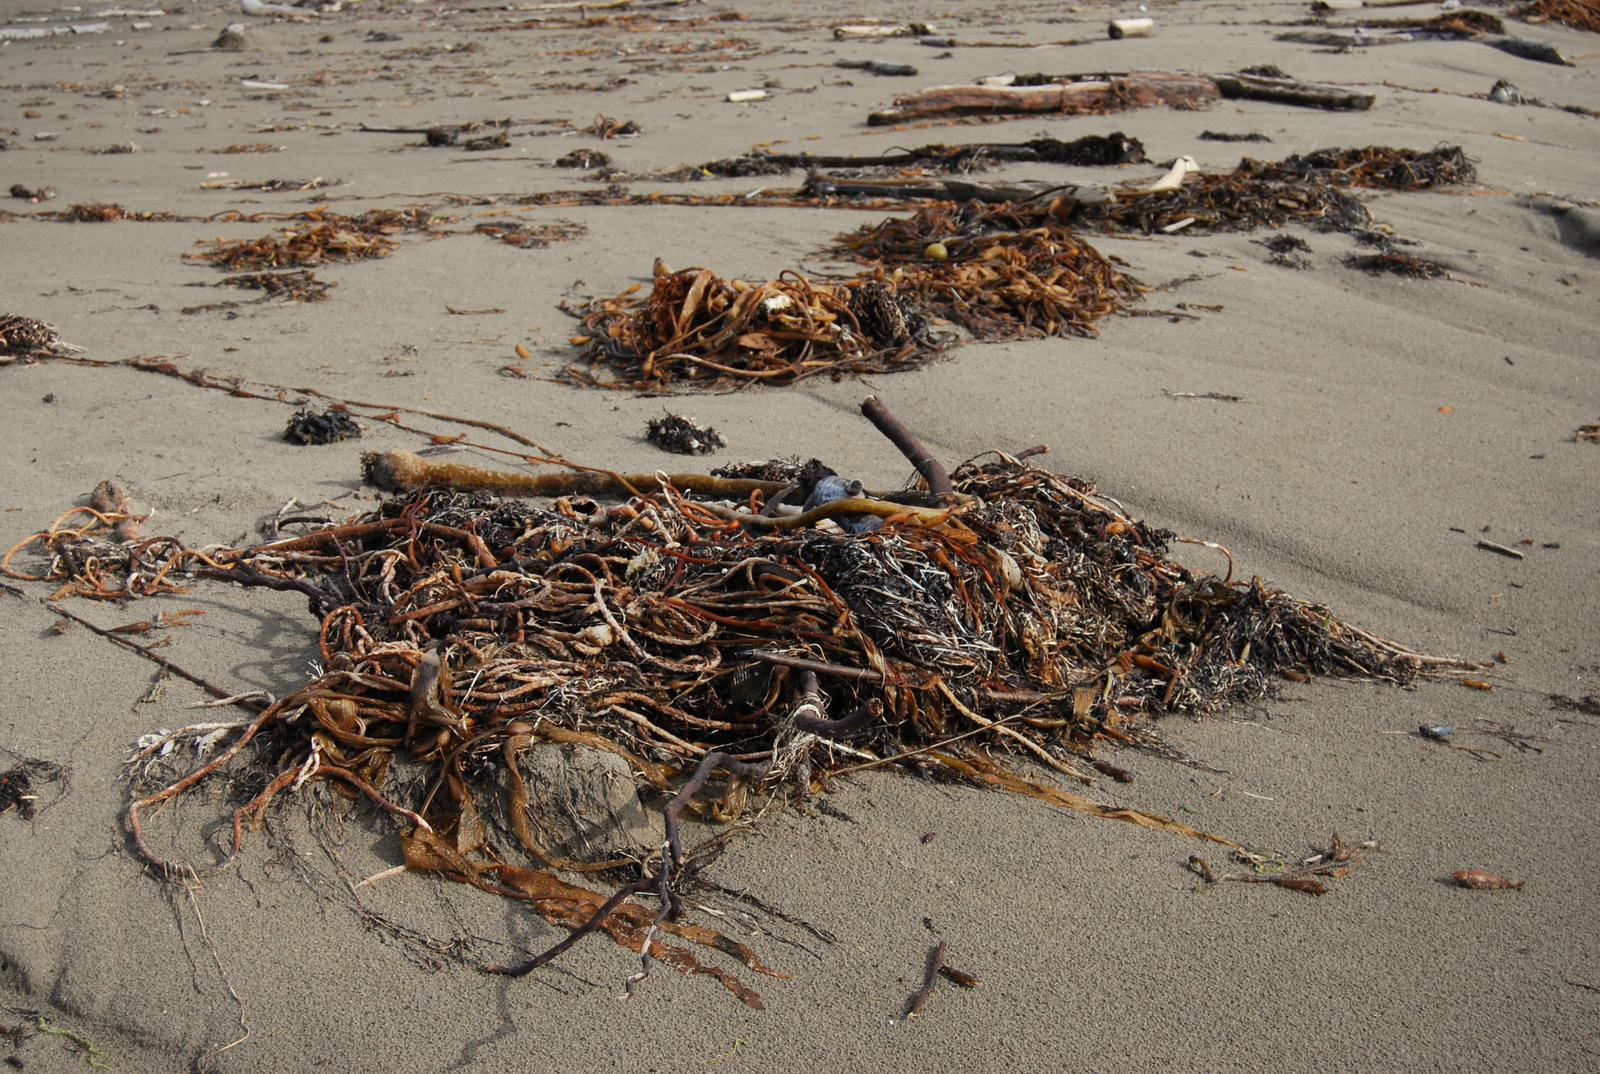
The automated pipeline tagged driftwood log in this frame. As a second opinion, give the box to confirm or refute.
[1277,29,1573,67]
[869,70,1377,123]
[867,72,1219,125]
[1213,73,1376,110]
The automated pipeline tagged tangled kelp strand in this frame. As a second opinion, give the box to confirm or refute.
[186,208,442,270]
[473,219,587,249]
[570,269,938,389]
[1514,0,1600,33]
[1,314,64,360]
[835,200,1136,340]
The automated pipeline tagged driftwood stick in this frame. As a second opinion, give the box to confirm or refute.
[665,752,771,868]
[868,72,1220,125]
[861,396,954,499]
[363,448,787,500]
[750,650,886,682]
[908,940,947,1017]
[787,672,883,736]
[1213,73,1376,110]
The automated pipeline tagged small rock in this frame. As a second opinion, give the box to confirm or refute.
[511,745,662,861]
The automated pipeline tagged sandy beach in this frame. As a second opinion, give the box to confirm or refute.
[2,0,1598,1070]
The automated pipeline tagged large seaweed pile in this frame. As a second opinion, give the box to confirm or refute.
[3,406,1464,1003]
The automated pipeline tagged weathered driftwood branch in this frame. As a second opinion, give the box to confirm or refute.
[867,72,1220,125]
[1213,73,1376,110]
[861,395,954,499]
[363,448,787,499]
[868,69,1381,123]
[802,174,1111,208]
[1277,29,1573,67]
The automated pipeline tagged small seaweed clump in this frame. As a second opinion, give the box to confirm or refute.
[645,412,727,455]
[283,407,362,445]
[570,268,938,389]
[0,314,61,359]
[835,200,1137,339]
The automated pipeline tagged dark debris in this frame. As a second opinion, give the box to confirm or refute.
[283,408,362,445]
[645,412,728,455]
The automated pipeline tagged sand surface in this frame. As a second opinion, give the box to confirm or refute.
[2,0,1598,1070]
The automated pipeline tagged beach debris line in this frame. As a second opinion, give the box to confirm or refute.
[1083,145,1472,235]
[562,144,1466,389]
[5,395,1476,1002]
[748,133,1147,171]
[1188,834,1375,895]
[645,412,727,455]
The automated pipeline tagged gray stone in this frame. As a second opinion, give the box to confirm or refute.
[511,744,662,861]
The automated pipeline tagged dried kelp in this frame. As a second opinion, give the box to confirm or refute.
[8,404,1468,1004]
[187,209,438,270]
[1344,252,1450,278]
[283,407,362,445]
[1514,0,1600,33]
[202,143,287,154]
[1350,11,1507,35]
[835,200,1136,339]
[1258,233,1313,269]
[217,269,334,302]
[199,177,341,192]
[555,148,611,168]
[1256,146,1476,190]
[1098,166,1368,234]
[1,314,61,358]
[0,757,65,820]
[53,203,182,222]
[569,269,938,389]
[473,219,587,249]
[585,114,641,138]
